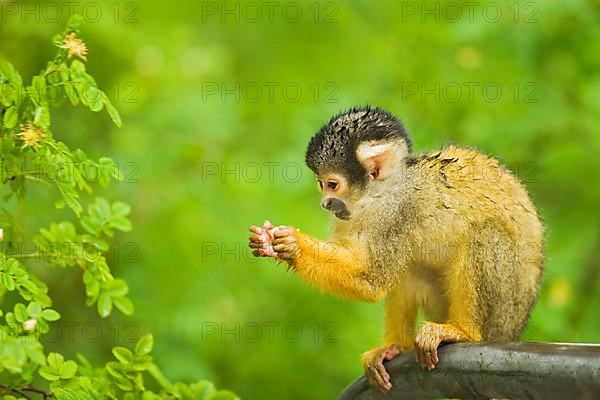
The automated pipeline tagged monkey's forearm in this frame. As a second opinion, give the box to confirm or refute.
[288,232,386,302]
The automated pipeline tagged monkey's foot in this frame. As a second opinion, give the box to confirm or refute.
[361,344,402,393]
[414,321,467,371]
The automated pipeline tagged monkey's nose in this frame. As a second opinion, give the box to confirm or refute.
[321,198,332,210]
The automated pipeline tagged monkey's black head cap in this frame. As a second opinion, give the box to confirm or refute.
[306,106,412,185]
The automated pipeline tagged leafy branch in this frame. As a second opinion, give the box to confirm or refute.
[0,16,236,400]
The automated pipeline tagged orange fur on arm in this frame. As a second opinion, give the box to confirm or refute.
[288,231,386,302]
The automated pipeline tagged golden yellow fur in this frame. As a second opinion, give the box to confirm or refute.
[250,141,543,391]
[291,145,543,343]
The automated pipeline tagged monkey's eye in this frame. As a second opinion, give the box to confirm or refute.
[327,181,338,191]
[318,180,323,190]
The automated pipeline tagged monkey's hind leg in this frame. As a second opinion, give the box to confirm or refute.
[362,285,417,392]
[414,242,484,370]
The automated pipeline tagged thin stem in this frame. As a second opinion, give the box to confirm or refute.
[22,385,54,399]
[8,253,46,259]
[0,383,53,399]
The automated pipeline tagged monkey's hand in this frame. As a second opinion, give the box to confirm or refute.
[271,225,301,261]
[248,221,301,261]
[361,344,402,393]
[248,220,277,257]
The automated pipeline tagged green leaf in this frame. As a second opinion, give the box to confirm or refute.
[3,105,18,128]
[47,352,64,368]
[84,83,104,112]
[26,302,42,318]
[60,360,78,379]
[194,381,216,399]
[33,105,50,127]
[112,201,131,217]
[30,75,47,105]
[105,361,125,379]
[57,183,82,216]
[80,216,97,235]
[94,197,111,220]
[3,273,16,290]
[113,296,134,316]
[132,354,152,371]
[70,60,86,76]
[64,82,79,106]
[103,93,122,127]
[135,334,154,356]
[58,63,70,81]
[41,309,61,321]
[104,279,128,297]
[22,338,46,365]
[0,83,17,106]
[97,292,112,317]
[14,303,28,322]
[208,391,239,400]
[40,352,78,380]
[0,60,23,84]
[5,312,16,326]
[112,346,134,363]
[39,367,61,381]
[110,216,132,231]
[40,353,65,381]
[114,377,134,391]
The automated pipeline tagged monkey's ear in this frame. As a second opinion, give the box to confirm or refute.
[356,140,409,180]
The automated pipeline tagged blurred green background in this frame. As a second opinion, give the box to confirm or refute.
[1,0,599,398]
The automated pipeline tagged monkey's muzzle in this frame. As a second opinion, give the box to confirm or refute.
[322,198,351,220]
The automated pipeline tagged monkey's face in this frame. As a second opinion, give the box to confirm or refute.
[307,107,413,221]
[317,172,354,220]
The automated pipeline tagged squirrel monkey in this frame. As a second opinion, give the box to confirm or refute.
[248,106,543,393]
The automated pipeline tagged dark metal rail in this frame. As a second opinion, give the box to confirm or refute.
[338,342,600,400]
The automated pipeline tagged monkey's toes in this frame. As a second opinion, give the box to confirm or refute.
[362,344,401,393]
[365,362,391,393]
[414,323,442,370]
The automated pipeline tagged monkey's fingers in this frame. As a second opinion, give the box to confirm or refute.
[430,344,439,365]
[275,252,294,261]
[362,345,401,393]
[272,226,295,238]
[248,234,262,243]
[415,329,440,370]
[273,246,298,260]
[253,246,278,258]
[263,220,274,230]
[249,225,263,233]
[248,233,267,244]
[415,345,428,370]
[248,241,266,249]
[272,235,295,246]
[376,362,392,392]
[252,248,268,257]
[272,243,289,252]
[365,360,392,393]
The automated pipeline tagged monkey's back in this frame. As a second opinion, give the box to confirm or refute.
[410,145,544,340]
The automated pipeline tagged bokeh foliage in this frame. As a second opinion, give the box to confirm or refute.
[1,0,599,398]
